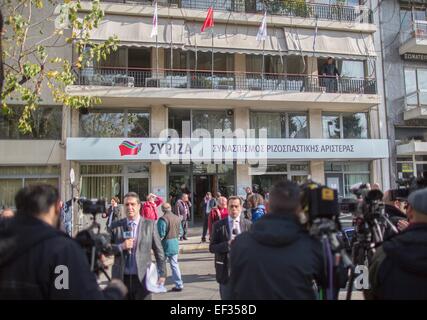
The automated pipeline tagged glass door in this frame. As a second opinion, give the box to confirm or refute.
[127,178,149,200]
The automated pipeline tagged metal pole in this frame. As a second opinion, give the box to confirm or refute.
[262,40,265,90]
[211,30,214,89]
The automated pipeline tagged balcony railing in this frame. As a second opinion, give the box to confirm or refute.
[99,0,373,24]
[73,66,377,94]
[401,20,427,44]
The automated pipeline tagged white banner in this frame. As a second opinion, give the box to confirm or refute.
[66,138,389,162]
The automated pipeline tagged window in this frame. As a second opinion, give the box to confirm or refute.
[0,166,60,208]
[189,51,234,72]
[169,109,233,137]
[251,112,308,138]
[325,161,370,197]
[318,58,367,78]
[0,106,62,139]
[79,109,149,137]
[323,112,368,139]
[80,165,150,201]
[192,110,234,136]
[404,67,427,107]
[246,55,285,74]
[250,162,309,196]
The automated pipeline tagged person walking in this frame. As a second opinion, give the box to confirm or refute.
[201,192,217,242]
[103,197,121,230]
[208,196,229,239]
[174,193,191,240]
[248,193,266,223]
[158,203,184,292]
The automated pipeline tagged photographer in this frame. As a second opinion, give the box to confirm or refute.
[383,190,408,234]
[367,188,427,300]
[229,181,327,299]
[0,184,126,299]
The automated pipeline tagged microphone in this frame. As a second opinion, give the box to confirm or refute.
[232,228,238,241]
[123,225,133,255]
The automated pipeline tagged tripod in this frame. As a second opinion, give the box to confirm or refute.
[310,218,354,300]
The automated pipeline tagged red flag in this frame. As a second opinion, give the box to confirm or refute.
[201,7,214,32]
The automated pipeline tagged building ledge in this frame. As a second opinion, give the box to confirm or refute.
[399,37,427,55]
[0,140,62,165]
[404,107,427,120]
[397,140,427,156]
[66,85,380,111]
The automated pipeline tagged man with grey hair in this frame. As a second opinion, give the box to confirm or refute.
[158,203,184,292]
[110,192,166,300]
[367,188,427,300]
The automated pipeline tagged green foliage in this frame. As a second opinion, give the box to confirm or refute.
[1,0,119,134]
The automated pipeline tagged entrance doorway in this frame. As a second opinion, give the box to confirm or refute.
[168,164,235,224]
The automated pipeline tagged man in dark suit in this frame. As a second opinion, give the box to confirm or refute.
[110,192,166,300]
[209,196,252,300]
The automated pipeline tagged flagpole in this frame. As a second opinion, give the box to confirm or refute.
[211,28,214,90]
[156,35,159,77]
[262,40,265,90]
[170,19,173,87]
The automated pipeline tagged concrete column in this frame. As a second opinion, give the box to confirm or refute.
[151,105,167,137]
[310,160,325,184]
[236,164,252,198]
[151,47,165,78]
[71,108,79,138]
[306,56,318,75]
[309,109,322,139]
[306,56,318,89]
[235,53,246,89]
[151,162,167,218]
[234,107,250,131]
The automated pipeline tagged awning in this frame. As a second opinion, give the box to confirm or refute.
[82,14,185,48]
[284,28,376,59]
[183,22,287,56]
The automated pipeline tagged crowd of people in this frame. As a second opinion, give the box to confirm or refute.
[0,178,426,300]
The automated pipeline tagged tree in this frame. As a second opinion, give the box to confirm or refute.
[1,0,118,133]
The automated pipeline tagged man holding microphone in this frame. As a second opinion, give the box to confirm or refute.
[110,192,166,300]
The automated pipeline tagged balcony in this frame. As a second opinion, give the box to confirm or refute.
[400,20,427,55]
[100,0,373,24]
[68,67,379,111]
[403,90,427,120]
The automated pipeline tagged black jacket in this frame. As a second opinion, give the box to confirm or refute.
[229,213,325,300]
[368,223,427,300]
[384,204,407,239]
[0,215,123,299]
[209,216,252,285]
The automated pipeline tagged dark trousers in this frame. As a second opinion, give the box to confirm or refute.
[202,213,209,239]
[181,218,188,238]
[219,282,232,300]
[123,275,152,300]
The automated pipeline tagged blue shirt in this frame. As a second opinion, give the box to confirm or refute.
[124,215,141,275]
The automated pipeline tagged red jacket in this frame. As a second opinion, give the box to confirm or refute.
[208,207,228,237]
[141,196,163,220]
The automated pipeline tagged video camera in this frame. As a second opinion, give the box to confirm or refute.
[74,197,113,278]
[76,197,107,216]
[300,181,352,300]
[390,176,427,201]
[300,181,340,222]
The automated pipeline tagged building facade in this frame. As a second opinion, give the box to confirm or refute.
[0,0,390,232]
[380,0,427,185]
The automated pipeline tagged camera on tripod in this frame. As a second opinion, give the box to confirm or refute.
[74,197,113,278]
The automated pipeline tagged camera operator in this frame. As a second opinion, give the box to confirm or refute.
[0,184,127,299]
[383,190,408,234]
[229,181,329,299]
[366,188,427,300]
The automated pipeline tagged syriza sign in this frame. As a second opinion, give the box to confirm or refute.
[66,138,389,162]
